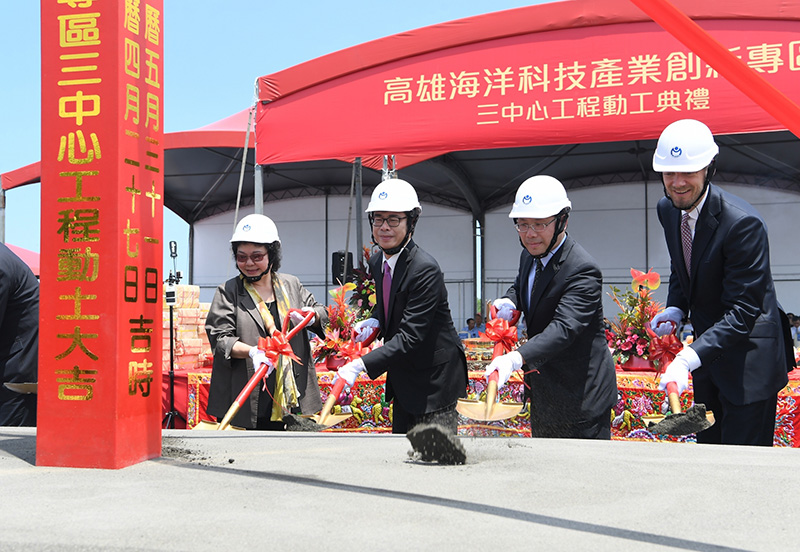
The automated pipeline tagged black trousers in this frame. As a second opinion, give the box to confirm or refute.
[692,370,778,446]
[391,401,459,435]
[530,408,611,440]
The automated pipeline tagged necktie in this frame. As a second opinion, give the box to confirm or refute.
[681,212,692,275]
[529,258,543,310]
[382,261,392,318]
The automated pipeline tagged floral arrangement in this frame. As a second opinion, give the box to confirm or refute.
[604,268,683,372]
[312,248,379,368]
[312,283,359,365]
[348,246,376,321]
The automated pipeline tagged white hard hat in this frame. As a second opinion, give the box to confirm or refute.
[508,175,571,219]
[365,178,422,213]
[653,119,719,172]
[230,214,280,244]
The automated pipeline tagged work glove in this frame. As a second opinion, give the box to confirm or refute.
[289,306,316,326]
[249,346,275,378]
[492,298,517,322]
[484,350,524,387]
[657,347,700,395]
[353,318,380,343]
[650,306,684,336]
[334,358,366,387]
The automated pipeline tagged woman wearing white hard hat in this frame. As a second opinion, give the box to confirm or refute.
[488,175,617,439]
[335,179,468,453]
[205,214,328,430]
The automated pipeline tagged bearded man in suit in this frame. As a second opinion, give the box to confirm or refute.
[649,119,793,446]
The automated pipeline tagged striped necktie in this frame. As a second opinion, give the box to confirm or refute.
[681,212,692,274]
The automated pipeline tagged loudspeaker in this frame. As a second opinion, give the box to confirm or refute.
[332,250,354,285]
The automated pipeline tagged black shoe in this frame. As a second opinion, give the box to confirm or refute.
[406,423,466,465]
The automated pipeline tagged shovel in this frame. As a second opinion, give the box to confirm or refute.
[194,308,315,431]
[645,381,715,436]
[295,326,381,430]
[3,382,38,394]
[457,306,524,422]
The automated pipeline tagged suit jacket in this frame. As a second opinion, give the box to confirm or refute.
[205,273,328,428]
[505,236,617,428]
[361,240,468,416]
[0,244,39,426]
[657,184,790,405]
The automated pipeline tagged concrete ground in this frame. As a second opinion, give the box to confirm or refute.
[0,427,797,551]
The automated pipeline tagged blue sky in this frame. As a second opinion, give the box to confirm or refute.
[0,0,546,276]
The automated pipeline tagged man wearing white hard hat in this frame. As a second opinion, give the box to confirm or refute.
[487,175,617,439]
[650,119,793,446]
[336,179,468,440]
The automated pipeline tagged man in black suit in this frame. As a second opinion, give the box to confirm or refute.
[488,175,617,439]
[337,179,468,435]
[650,119,792,446]
[0,243,39,426]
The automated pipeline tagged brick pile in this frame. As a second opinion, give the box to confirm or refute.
[162,284,213,371]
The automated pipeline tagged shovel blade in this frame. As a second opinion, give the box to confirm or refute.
[456,398,523,422]
[305,412,352,429]
[648,404,715,436]
[191,420,245,431]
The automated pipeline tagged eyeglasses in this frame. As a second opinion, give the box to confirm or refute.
[371,215,407,228]
[236,252,267,264]
[514,219,557,233]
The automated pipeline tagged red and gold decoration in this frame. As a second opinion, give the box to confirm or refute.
[38,0,165,468]
[604,268,682,373]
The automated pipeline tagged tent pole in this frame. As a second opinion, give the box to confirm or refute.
[355,158,363,259]
[0,188,5,243]
[188,223,194,284]
[254,164,264,214]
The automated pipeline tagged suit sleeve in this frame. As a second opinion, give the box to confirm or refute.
[516,259,603,368]
[691,214,773,363]
[205,281,240,361]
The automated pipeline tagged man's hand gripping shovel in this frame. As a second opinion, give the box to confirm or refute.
[306,326,380,429]
[457,305,524,422]
[194,308,315,430]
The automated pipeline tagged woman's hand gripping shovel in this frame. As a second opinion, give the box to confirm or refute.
[457,305,524,422]
[299,325,380,430]
[194,308,315,430]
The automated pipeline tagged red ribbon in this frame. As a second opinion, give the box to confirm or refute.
[648,333,683,368]
[258,331,301,365]
[337,340,365,362]
[482,317,518,354]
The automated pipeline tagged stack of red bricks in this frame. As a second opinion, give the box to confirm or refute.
[162,284,213,371]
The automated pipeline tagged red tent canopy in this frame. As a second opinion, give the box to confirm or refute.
[6,244,40,277]
[255,0,800,166]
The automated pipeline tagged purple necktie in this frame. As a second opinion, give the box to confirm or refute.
[382,261,392,318]
[681,212,692,275]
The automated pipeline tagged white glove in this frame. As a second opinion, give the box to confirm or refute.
[484,350,524,387]
[249,346,275,378]
[353,318,380,343]
[657,347,700,394]
[650,306,684,336]
[492,298,516,322]
[335,358,366,386]
[289,306,316,326]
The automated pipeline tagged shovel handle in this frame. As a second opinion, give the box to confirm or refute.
[318,377,346,427]
[666,381,682,414]
[484,370,499,418]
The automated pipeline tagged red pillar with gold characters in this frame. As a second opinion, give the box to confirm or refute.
[37,0,165,468]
